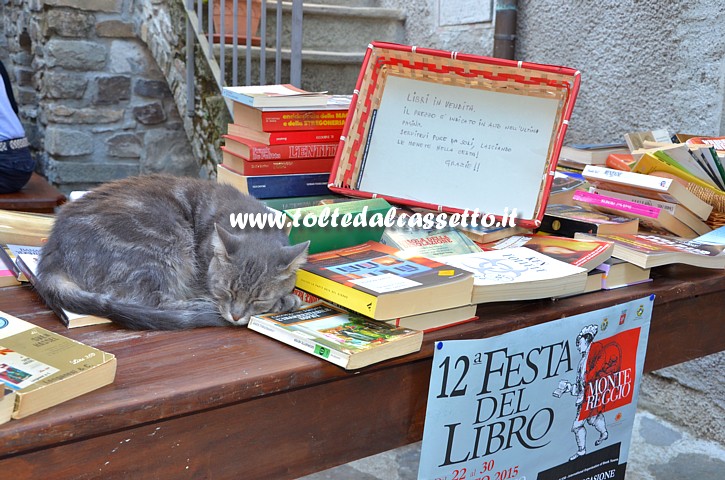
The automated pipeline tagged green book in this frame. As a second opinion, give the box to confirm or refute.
[284,198,392,254]
[261,194,346,211]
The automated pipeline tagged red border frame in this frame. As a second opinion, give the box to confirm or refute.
[327,42,581,230]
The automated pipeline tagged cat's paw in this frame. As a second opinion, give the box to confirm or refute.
[274,293,301,312]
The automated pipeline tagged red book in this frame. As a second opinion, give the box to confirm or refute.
[221,146,334,176]
[232,102,349,132]
[222,134,338,161]
[227,123,342,145]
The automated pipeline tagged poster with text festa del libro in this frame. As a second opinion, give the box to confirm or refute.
[418,295,653,480]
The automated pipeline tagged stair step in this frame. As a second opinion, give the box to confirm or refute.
[258,2,405,51]
[217,46,365,93]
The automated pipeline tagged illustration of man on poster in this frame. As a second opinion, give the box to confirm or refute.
[553,324,610,460]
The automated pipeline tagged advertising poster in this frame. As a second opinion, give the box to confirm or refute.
[418,295,653,480]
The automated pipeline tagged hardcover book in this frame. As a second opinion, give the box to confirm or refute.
[232,97,350,132]
[572,189,698,238]
[442,246,588,303]
[221,147,335,176]
[227,123,342,146]
[283,198,392,254]
[221,84,330,108]
[328,42,581,230]
[295,241,474,320]
[539,204,640,237]
[216,164,331,199]
[15,254,112,328]
[248,301,423,370]
[582,165,714,221]
[222,134,339,161]
[574,233,725,269]
[0,310,116,419]
[481,234,613,271]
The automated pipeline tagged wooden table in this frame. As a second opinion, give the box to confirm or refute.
[0,173,66,213]
[0,264,723,479]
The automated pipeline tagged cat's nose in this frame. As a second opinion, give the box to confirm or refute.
[231,313,242,322]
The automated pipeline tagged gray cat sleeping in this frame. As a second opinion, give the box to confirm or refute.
[35,174,309,330]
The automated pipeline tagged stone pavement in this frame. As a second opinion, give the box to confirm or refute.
[298,409,725,479]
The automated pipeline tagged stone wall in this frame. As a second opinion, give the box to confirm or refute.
[1,0,203,193]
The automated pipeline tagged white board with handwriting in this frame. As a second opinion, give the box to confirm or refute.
[357,75,560,219]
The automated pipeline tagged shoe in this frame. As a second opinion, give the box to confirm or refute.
[569,450,586,461]
[595,432,609,446]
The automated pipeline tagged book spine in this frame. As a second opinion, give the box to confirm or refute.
[228,124,342,145]
[583,165,673,192]
[260,111,348,132]
[244,173,331,199]
[295,270,380,319]
[574,190,662,219]
[248,143,339,161]
[222,89,254,107]
[226,155,334,176]
[247,317,351,368]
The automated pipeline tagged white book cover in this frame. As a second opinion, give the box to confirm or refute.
[443,247,588,303]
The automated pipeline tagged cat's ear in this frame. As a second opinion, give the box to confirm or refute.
[279,241,309,275]
[212,223,236,260]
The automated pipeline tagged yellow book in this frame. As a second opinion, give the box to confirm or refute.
[633,153,724,195]
[295,241,474,320]
[0,209,54,247]
[0,310,116,419]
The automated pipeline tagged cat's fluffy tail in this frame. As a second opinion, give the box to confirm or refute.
[34,272,228,330]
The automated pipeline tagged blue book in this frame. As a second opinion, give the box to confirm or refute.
[217,165,330,199]
[694,225,725,245]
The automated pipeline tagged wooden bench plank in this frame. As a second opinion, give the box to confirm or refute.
[0,264,723,478]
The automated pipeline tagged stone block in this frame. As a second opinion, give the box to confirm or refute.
[94,75,131,105]
[16,68,33,87]
[109,40,155,74]
[133,102,167,125]
[45,127,93,156]
[134,79,171,99]
[96,20,135,38]
[43,0,122,14]
[47,105,124,124]
[45,158,139,185]
[44,72,88,99]
[107,133,143,158]
[142,129,197,176]
[45,39,107,71]
[45,8,95,37]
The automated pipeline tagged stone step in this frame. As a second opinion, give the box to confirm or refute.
[212,2,406,94]
[217,46,366,93]
[257,2,406,52]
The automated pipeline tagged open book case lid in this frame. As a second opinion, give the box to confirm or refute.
[327,42,581,230]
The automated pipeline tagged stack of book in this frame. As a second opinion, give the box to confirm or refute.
[217,84,351,202]
[575,165,714,238]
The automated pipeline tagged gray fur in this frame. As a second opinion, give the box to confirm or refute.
[35,174,308,330]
